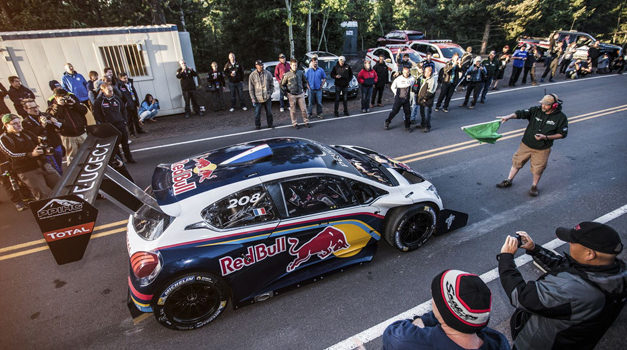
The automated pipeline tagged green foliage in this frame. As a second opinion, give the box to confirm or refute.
[0,0,624,73]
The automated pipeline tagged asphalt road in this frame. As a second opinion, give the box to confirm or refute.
[0,73,626,349]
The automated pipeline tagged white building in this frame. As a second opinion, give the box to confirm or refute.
[0,24,196,116]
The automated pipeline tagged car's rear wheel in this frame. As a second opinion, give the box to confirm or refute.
[154,273,228,330]
[384,204,437,252]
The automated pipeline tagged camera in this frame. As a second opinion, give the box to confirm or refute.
[37,136,54,156]
[61,96,73,104]
[515,233,524,247]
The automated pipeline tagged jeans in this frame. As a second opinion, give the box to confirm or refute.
[410,102,419,123]
[183,90,199,114]
[139,109,158,122]
[253,100,273,128]
[480,77,492,102]
[279,88,287,109]
[360,85,373,111]
[229,82,246,108]
[45,145,64,174]
[420,105,432,128]
[386,97,411,129]
[463,82,482,106]
[509,66,523,85]
[436,82,455,109]
[334,86,349,114]
[371,85,385,105]
[307,89,323,116]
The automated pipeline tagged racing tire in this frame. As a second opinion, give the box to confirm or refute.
[383,204,437,252]
[153,273,229,330]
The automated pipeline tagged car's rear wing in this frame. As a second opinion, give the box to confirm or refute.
[29,123,162,265]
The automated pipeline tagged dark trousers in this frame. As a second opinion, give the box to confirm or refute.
[420,105,432,128]
[463,82,481,106]
[183,90,199,114]
[0,174,25,203]
[45,145,64,175]
[112,122,133,162]
[334,86,349,114]
[371,85,385,105]
[229,82,246,109]
[254,100,273,128]
[560,59,571,74]
[480,78,492,102]
[209,88,226,111]
[541,57,553,78]
[386,97,411,129]
[521,66,532,84]
[509,66,523,85]
[360,85,373,111]
[436,82,455,109]
[127,107,142,135]
[279,88,287,109]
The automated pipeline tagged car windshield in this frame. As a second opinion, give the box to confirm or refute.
[318,59,338,74]
[440,47,465,59]
[331,146,396,186]
[407,34,423,40]
[403,52,422,63]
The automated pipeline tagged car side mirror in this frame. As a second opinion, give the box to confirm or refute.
[385,58,392,63]
[433,53,440,58]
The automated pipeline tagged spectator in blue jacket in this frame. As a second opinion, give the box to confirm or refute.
[304,57,326,119]
[508,45,527,86]
[139,94,160,123]
[62,63,89,105]
[383,270,510,350]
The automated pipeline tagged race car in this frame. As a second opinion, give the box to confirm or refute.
[126,138,467,330]
[27,129,466,331]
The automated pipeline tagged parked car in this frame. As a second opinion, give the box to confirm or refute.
[407,40,465,73]
[300,51,359,99]
[365,45,424,81]
[377,30,425,46]
[127,137,467,330]
[249,61,307,102]
[518,30,622,60]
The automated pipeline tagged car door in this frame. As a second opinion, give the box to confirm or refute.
[266,174,383,275]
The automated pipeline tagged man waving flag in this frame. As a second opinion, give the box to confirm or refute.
[461,120,503,144]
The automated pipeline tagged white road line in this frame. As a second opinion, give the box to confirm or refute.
[133,74,622,153]
[325,203,627,350]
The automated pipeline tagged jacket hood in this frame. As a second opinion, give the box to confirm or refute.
[585,259,627,296]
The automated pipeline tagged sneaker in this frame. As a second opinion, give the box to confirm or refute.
[229,108,235,112]
[127,140,132,145]
[317,115,324,119]
[365,109,369,113]
[361,109,366,113]
[529,185,539,197]
[384,121,390,130]
[496,179,512,188]
[242,107,247,111]
[280,107,285,112]
[442,108,449,113]
[15,201,28,212]
[434,107,439,112]
[423,127,430,133]
[468,105,475,109]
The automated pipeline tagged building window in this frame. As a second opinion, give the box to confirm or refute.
[98,44,148,77]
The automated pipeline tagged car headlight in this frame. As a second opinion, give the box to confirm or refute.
[350,76,358,88]
[426,184,440,199]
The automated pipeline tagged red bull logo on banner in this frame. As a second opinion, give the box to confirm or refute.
[193,156,218,183]
[287,226,350,272]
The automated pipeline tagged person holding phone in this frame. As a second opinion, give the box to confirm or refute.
[495,94,568,196]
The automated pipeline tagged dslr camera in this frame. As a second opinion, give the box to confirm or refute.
[37,136,54,156]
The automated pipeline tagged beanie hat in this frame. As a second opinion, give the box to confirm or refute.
[431,270,491,334]
[49,80,62,91]
[2,114,18,125]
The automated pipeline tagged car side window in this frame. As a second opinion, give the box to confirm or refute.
[428,46,439,56]
[348,180,388,205]
[281,176,358,217]
[201,185,277,229]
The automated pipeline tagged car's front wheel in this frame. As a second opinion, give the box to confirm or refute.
[384,204,437,252]
[154,273,229,330]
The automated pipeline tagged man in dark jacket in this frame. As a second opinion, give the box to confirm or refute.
[224,53,247,112]
[383,269,510,350]
[372,55,391,107]
[435,53,461,112]
[0,114,60,200]
[588,41,601,74]
[480,51,499,104]
[331,56,353,117]
[117,72,144,135]
[93,83,135,163]
[496,94,568,196]
[176,60,203,118]
[21,98,63,174]
[281,59,309,129]
[0,83,10,115]
[47,88,88,165]
[498,222,625,350]
[8,76,35,118]
[461,57,487,109]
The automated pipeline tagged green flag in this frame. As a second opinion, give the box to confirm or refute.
[461,120,503,144]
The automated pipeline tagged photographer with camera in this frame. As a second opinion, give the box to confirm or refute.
[21,99,63,174]
[497,223,625,350]
[0,114,60,200]
[47,88,88,165]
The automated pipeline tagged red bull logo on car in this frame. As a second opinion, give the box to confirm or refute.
[171,159,196,196]
[193,156,218,183]
[219,237,287,276]
[287,226,350,272]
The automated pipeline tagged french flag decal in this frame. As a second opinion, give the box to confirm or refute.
[220,144,272,165]
[252,208,267,216]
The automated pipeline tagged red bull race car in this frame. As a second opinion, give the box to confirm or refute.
[29,130,466,330]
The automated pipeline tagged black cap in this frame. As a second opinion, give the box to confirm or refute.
[48,80,62,91]
[255,59,263,66]
[556,222,623,254]
[279,53,286,58]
